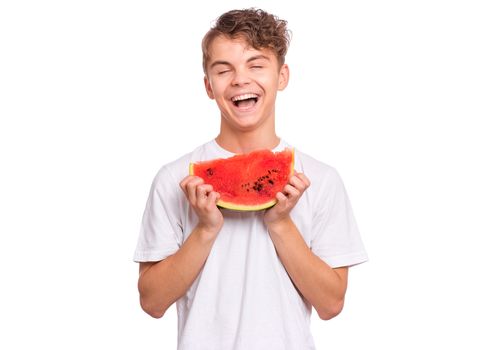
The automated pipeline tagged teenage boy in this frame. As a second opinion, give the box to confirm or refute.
[134,8,367,350]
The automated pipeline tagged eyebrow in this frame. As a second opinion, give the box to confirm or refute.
[247,55,270,63]
[209,55,271,69]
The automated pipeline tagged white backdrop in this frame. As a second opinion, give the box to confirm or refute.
[1,0,489,349]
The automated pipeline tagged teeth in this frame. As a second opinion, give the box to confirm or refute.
[231,93,258,102]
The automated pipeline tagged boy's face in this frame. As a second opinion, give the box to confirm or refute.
[204,35,289,133]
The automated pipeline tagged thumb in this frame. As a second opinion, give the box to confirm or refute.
[209,191,220,204]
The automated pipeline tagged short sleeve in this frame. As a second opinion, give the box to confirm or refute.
[133,167,183,262]
[310,168,368,268]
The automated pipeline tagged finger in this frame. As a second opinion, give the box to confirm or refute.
[179,175,193,191]
[196,184,213,207]
[180,175,202,192]
[289,175,307,192]
[207,191,221,207]
[185,177,204,204]
[275,191,288,207]
[295,173,311,188]
[283,184,300,199]
[199,184,214,193]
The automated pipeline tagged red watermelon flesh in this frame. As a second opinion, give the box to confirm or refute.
[189,148,294,211]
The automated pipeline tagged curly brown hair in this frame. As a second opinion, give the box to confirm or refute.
[202,8,291,73]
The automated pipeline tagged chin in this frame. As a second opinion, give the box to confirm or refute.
[231,116,267,131]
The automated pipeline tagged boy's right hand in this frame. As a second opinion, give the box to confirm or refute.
[180,175,224,238]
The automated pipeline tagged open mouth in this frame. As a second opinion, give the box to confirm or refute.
[231,93,259,109]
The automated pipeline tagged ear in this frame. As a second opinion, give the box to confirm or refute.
[278,64,290,91]
[204,75,215,99]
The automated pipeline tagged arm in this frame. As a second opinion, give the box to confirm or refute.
[137,176,223,318]
[264,173,348,320]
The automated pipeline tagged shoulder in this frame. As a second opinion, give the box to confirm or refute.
[152,142,212,188]
[294,149,334,173]
[288,147,349,209]
[293,148,342,187]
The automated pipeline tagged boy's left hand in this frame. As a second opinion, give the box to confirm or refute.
[264,172,310,228]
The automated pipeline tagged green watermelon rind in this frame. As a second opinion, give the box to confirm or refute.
[217,197,278,211]
[189,148,295,211]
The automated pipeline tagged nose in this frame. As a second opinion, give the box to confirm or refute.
[231,68,251,86]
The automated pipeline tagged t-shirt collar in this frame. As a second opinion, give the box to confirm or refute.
[211,138,288,158]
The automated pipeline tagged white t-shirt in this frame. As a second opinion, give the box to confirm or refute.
[134,139,368,350]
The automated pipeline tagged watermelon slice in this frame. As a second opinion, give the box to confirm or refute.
[189,148,294,211]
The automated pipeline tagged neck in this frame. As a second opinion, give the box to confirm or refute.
[215,126,280,154]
